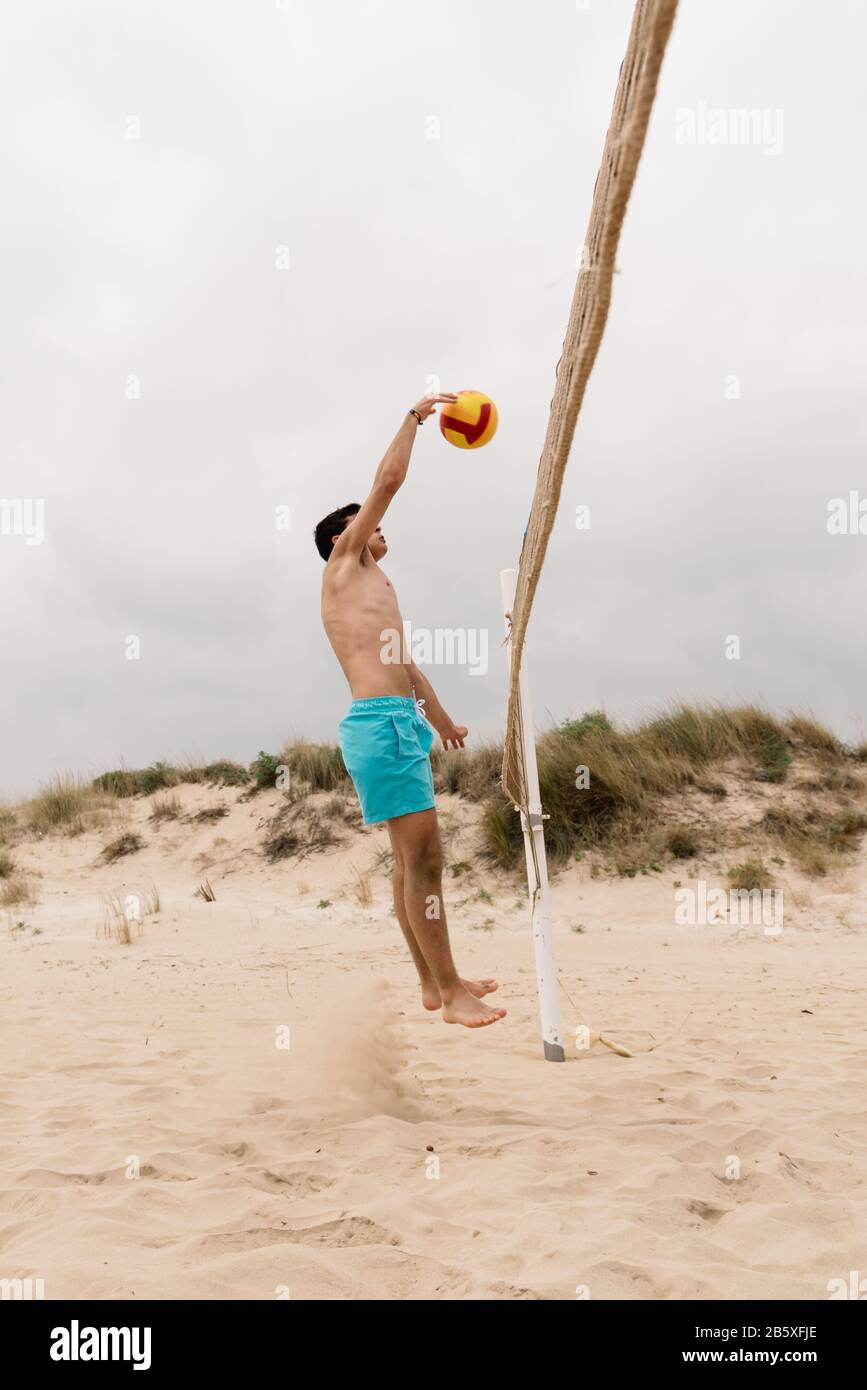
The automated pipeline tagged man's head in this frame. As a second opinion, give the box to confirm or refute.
[313,503,388,562]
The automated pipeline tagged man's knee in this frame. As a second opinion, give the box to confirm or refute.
[408,834,443,880]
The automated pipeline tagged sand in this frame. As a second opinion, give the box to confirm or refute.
[2,784,866,1301]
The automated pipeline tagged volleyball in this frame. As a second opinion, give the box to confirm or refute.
[439,389,499,449]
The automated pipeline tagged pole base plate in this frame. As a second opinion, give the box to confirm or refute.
[543,1041,566,1063]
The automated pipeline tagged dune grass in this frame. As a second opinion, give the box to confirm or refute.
[94,760,251,797]
[478,703,865,872]
[27,775,114,836]
[762,805,867,877]
[786,713,846,760]
[431,741,503,800]
[33,702,862,880]
[479,705,717,869]
[93,745,343,802]
[279,740,348,792]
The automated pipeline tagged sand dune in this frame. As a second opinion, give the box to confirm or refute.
[1,783,866,1300]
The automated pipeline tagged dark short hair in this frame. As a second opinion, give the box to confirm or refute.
[313,503,360,561]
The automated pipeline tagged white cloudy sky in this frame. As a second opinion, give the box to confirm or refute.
[2,0,865,797]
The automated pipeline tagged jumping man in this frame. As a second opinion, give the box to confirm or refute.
[315,395,506,1029]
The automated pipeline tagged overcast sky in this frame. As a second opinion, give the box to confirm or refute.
[2,0,866,798]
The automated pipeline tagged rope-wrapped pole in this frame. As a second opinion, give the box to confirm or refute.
[502,0,678,808]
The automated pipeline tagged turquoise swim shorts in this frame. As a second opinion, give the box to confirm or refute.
[338,695,436,825]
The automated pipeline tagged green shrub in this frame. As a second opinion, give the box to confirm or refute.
[757,731,791,783]
[559,710,613,741]
[250,751,282,790]
[92,769,141,797]
[201,761,249,787]
[140,762,177,796]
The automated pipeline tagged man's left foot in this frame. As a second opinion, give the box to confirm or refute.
[422,978,498,1011]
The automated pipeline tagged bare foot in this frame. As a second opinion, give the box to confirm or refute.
[441,986,507,1029]
[421,978,499,1011]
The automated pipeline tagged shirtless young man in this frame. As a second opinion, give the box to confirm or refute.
[315,395,506,1030]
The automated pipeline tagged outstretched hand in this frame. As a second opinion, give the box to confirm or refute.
[438,721,468,751]
[412,392,458,423]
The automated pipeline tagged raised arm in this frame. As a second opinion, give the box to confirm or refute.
[333,394,457,559]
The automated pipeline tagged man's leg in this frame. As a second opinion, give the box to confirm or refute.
[387,834,440,1008]
[387,826,499,1011]
[386,809,506,1029]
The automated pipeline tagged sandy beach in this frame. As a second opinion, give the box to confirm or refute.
[2,783,865,1301]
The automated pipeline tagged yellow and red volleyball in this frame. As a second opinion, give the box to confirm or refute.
[439,389,498,449]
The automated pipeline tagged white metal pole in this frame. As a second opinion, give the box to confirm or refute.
[500,568,565,1062]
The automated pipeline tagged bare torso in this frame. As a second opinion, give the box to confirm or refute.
[321,551,413,699]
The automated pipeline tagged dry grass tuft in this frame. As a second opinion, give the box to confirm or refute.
[150,793,183,823]
[1,872,38,908]
[349,864,373,906]
[761,805,867,878]
[27,775,114,836]
[280,741,348,793]
[263,800,342,862]
[99,891,142,944]
[101,832,144,864]
[191,806,228,825]
[727,858,774,892]
[322,795,362,825]
[432,742,503,800]
[139,882,161,915]
[786,713,845,760]
[665,825,702,860]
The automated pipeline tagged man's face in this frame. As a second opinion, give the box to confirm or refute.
[368,526,387,561]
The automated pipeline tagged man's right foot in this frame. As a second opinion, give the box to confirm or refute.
[441,986,507,1029]
[421,977,499,1011]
